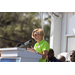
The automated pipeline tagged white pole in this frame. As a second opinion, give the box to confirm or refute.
[41,12,44,30]
[41,12,44,39]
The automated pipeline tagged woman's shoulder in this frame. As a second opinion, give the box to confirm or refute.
[35,40,49,45]
[43,40,49,44]
[43,40,50,48]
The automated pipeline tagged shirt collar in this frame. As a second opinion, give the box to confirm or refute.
[37,39,44,44]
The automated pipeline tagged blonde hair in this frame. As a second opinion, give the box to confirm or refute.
[32,28,45,38]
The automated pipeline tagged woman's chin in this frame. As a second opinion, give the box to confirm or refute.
[35,39,38,41]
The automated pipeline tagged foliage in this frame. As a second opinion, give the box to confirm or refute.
[0,12,41,48]
[43,12,51,43]
[0,12,51,48]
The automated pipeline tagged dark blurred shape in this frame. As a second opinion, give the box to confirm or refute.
[15,43,22,47]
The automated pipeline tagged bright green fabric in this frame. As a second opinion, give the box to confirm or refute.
[34,39,50,62]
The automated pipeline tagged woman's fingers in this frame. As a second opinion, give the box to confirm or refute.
[27,48,31,51]
[27,48,36,53]
[31,46,33,49]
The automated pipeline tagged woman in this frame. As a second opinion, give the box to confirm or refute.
[27,28,50,62]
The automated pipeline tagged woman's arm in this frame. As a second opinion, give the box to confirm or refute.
[27,47,48,59]
[38,50,48,59]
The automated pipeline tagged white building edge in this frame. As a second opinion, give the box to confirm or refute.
[49,12,75,60]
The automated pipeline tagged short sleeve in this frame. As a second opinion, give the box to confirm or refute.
[42,42,50,52]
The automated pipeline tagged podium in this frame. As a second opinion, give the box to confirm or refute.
[0,47,42,62]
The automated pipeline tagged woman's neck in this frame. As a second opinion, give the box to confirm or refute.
[37,38,43,43]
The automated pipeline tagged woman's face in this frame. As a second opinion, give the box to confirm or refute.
[33,32,39,41]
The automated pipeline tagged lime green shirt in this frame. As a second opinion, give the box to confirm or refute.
[34,39,50,62]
